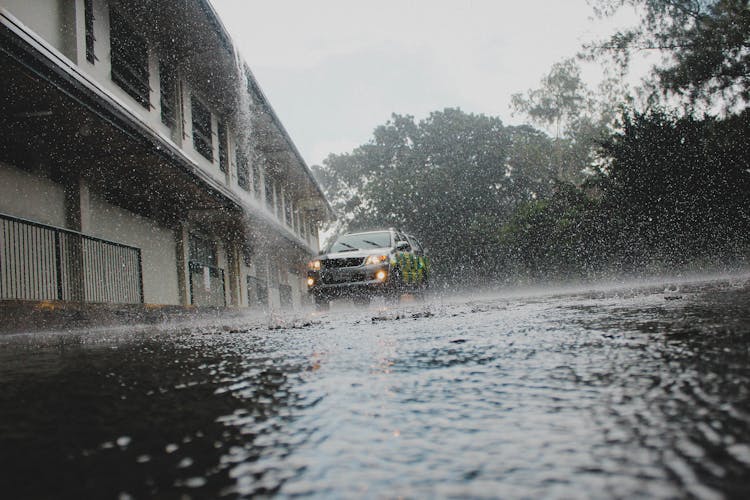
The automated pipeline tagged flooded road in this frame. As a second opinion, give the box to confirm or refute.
[1,275,749,498]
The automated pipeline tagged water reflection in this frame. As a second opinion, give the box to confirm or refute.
[566,280,750,499]
[0,330,310,497]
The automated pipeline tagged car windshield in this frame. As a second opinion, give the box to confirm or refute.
[329,232,392,252]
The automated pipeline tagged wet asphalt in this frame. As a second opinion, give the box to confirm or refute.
[0,274,749,498]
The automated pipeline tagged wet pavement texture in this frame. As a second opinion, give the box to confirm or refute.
[1,275,749,498]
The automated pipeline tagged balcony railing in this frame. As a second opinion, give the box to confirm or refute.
[0,213,143,304]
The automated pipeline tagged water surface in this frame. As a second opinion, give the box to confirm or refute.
[1,275,749,498]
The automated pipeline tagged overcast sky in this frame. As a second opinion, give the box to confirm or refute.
[211,0,642,166]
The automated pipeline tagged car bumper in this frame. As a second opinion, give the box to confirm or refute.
[307,264,391,298]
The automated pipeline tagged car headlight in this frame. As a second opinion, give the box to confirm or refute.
[307,260,321,271]
[365,255,387,265]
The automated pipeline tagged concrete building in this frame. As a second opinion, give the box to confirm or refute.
[0,0,333,311]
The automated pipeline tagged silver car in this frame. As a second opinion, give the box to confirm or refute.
[306,228,429,308]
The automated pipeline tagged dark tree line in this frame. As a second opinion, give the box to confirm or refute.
[499,110,750,280]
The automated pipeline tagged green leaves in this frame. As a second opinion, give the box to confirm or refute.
[588,0,750,112]
[312,108,564,282]
[510,58,591,138]
[500,108,750,278]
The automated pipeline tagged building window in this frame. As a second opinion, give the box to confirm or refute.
[236,147,250,191]
[218,121,228,173]
[110,10,150,108]
[252,162,261,198]
[159,59,177,128]
[189,234,217,267]
[191,97,213,160]
[284,193,293,226]
[242,245,252,267]
[264,176,274,209]
[275,186,283,219]
[84,0,96,63]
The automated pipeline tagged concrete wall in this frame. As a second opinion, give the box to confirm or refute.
[2,0,77,60]
[0,162,66,227]
[74,0,176,143]
[87,192,180,305]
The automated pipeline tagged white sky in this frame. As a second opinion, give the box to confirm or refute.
[211,0,644,166]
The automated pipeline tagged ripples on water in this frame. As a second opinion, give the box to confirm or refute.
[0,276,749,498]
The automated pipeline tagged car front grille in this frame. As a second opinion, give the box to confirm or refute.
[322,272,366,284]
[323,257,364,269]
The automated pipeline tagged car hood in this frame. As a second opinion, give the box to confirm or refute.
[317,248,392,260]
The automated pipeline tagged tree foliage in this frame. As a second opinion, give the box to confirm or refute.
[587,0,750,112]
[313,109,559,283]
[510,58,625,183]
[315,104,750,285]
[601,109,750,260]
[499,109,750,276]
[511,58,591,138]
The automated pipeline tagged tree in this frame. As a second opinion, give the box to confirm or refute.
[587,0,750,112]
[312,109,561,283]
[510,58,618,183]
[599,108,750,264]
[496,107,750,278]
[510,58,591,140]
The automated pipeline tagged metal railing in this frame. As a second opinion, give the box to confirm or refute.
[0,213,144,303]
[188,261,226,307]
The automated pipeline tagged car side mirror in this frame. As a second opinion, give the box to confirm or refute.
[396,241,410,251]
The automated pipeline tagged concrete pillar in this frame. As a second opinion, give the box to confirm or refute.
[62,178,90,301]
[225,241,242,307]
[174,222,190,306]
[216,241,229,307]
[64,177,90,232]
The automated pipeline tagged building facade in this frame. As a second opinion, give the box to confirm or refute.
[0,0,332,310]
